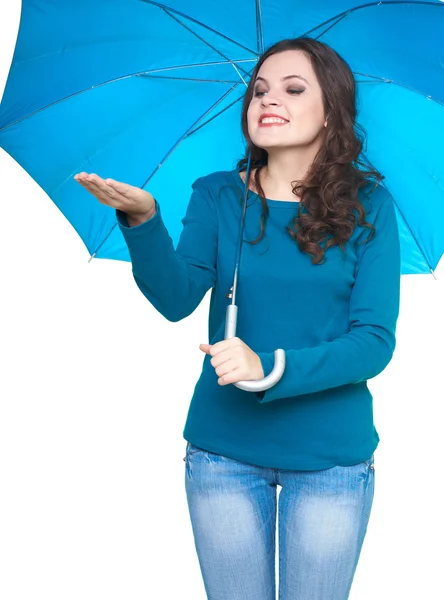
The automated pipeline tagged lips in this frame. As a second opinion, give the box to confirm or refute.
[259,122,288,127]
[258,113,289,127]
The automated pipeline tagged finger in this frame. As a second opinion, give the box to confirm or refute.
[215,358,236,378]
[89,174,120,198]
[82,180,108,199]
[76,179,117,208]
[105,178,131,196]
[77,176,125,207]
[75,178,101,194]
[210,347,233,368]
[74,173,97,188]
[218,367,242,386]
[209,337,240,356]
[74,173,89,184]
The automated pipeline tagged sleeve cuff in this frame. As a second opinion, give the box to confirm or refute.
[255,352,276,401]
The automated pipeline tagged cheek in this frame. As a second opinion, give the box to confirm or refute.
[246,105,258,133]
[247,103,255,123]
[292,101,325,131]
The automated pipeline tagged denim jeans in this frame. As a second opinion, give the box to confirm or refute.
[184,441,375,600]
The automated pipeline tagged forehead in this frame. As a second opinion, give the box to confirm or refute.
[256,50,313,80]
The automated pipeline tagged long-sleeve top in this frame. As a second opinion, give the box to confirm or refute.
[116,168,401,470]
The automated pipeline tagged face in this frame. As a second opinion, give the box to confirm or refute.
[247,50,327,151]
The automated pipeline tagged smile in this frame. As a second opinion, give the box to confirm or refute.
[258,117,289,127]
[258,121,289,128]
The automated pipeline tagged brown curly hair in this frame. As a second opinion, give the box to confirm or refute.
[237,37,383,265]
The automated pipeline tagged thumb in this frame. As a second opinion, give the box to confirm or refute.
[199,343,211,354]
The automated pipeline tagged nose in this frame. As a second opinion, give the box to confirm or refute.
[261,93,281,108]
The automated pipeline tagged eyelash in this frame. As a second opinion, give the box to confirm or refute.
[254,89,304,97]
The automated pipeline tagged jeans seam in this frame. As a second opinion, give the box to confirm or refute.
[183,443,205,461]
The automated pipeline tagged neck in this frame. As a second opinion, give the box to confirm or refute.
[262,141,322,198]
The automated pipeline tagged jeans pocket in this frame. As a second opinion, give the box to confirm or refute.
[183,442,206,462]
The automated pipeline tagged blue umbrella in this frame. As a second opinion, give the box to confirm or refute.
[0,0,443,390]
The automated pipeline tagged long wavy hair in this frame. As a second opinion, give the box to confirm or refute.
[237,37,383,265]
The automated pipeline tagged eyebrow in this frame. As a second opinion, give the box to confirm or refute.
[254,74,309,85]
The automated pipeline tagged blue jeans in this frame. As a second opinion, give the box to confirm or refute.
[184,442,375,600]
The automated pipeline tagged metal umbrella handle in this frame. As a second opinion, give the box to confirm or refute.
[222,152,286,393]
[224,304,286,392]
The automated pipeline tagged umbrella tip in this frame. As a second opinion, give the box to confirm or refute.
[88,252,96,263]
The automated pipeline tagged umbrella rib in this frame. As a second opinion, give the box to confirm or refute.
[362,158,437,277]
[185,94,245,138]
[312,14,350,40]
[255,0,265,54]
[88,74,253,261]
[301,1,444,39]
[139,0,258,56]
[140,75,243,84]
[161,69,254,137]
[0,60,255,132]
[160,7,252,83]
[137,64,253,189]
[139,59,257,73]
[354,71,444,107]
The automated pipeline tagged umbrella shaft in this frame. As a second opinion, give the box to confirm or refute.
[230,153,252,307]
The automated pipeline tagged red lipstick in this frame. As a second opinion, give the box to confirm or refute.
[258,113,290,127]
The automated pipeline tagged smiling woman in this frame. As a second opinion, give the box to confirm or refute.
[112,35,401,600]
[239,37,383,266]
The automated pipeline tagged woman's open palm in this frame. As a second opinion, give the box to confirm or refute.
[74,172,155,219]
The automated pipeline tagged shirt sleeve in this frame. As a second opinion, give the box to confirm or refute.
[116,178,217,322]
[254,190,401,403]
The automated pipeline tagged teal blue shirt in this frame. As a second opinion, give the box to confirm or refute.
[116,168,401,470]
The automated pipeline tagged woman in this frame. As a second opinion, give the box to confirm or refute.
[74,37,401,600]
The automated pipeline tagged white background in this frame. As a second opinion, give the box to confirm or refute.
[1,2,443,599]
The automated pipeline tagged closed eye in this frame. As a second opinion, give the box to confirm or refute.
[254,89,305,97]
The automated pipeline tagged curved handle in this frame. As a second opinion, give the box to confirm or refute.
[224,304,286,392]
[233,348,286,392]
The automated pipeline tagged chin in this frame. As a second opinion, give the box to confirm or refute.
[252,138,299,151]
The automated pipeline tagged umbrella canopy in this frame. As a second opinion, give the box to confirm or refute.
[0,0,443,275]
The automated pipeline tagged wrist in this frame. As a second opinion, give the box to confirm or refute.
[126,206,156,226]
